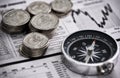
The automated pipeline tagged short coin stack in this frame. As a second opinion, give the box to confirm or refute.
[20,32,49,58]
[51,0,73,17]
[1,9,30,34]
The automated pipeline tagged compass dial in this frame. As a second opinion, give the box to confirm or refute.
[63,30,117,64]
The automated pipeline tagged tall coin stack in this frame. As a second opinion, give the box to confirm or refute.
[20,32,49,58]
[1,9,30,34]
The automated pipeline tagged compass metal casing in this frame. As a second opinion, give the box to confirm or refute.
[62,30,119,75]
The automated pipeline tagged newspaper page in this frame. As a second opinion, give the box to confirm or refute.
[0,54,120,78]
[0,0,120,78]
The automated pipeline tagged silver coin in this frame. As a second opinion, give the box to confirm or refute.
[29,22,40,32]
[30,13,59,30]
[2,9,30,34]
[20,45,47,58]
[27,1,51,15]
[52,11,69,18]
[23,32,48,49]
[51,0,73,14]
[2,25,24,34]
[20,32,49,58]
[3,9,30,27]
[19,45,30,57]
[30,13,59,32]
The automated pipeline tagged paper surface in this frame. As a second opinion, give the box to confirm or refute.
[0,0,120,78]
[0,54,120,78]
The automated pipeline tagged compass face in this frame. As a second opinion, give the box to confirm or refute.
[63,30,117,64]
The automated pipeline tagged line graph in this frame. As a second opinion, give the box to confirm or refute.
[71,4,113,28]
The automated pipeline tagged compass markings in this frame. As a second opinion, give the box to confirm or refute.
[81,47,86,51]
[91,57,94,62]
[73,47,77,51]
[94,48,100,52]
[77,48,102,63]
[78,49,86,54]
[78,53,86,57]
[71,55,76,59]
[102,49,107,53]
[93,54,100,59]
[78,56,85,60]
[101,57,106,61]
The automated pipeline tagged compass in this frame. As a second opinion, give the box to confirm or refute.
[62,30,119,75]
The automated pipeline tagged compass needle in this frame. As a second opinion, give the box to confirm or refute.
[91,40,96,47]
[88,39,96,50]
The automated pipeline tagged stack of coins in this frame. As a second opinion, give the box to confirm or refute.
[1,9,30,34]
[29,13,59,38]
[0,0,73,58]
[51,0,73,17]
[27,1,51,15]
[20,32,49,58]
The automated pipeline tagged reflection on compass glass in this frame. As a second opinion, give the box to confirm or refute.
[63,30,117,64]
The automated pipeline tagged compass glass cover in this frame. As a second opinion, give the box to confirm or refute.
[63,30,117,63]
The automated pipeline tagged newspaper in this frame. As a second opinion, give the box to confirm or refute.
[0,0,120,78]
[0,54,120,78]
